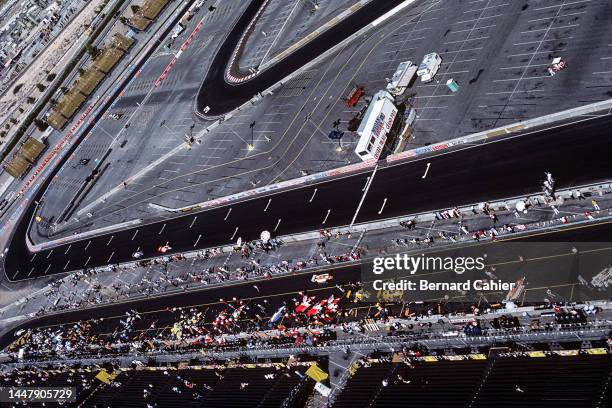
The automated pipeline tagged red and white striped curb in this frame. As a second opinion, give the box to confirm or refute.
[155,19,204,88]
[224,0,272,84]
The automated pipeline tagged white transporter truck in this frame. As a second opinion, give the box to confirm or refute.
[354,90,398,162]
[386,61,418,96]
[417,52,442,83]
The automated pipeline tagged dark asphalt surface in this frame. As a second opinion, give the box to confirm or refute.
[4,113,612,280]
[196,0,405,116]
[2,219,611,350]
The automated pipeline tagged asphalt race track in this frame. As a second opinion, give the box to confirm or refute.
[196,0,405,116]
[2,220,611,350]
[4,113,612,281]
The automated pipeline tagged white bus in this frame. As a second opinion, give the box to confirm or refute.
[417,52,442,83]
[386,61,418,96]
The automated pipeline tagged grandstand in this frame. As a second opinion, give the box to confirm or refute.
[128,0,170,31]
[333,353,611,408]
[0,361,315,408]
[3,137,46,178]
[1,290,610,407]
[0,349,609,407]
[46,34,135,130]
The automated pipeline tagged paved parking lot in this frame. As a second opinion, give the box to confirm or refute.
[34,0,612,240]
[348,0,612,140]
[239,0,357,70]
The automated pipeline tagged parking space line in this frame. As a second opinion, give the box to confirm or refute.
[490,0,569,126]
[527,11,586,22]
[397,16,438,29]
[395,27,432,35]
[513,37,573,46]
[98,126,116,140]
[382,47,417,55]
[463,3,508,14]
[500,63,550,70]
[593,71,612,75]
[450,24,496,34]
[440,70,470,75]
[422,6,443,15]
[507,49,566,58]
[493,75,547,82]
[415,94,455,99]
[418,0,495,112]
[439,47,483,55]
[532,0,591,11]
[486,89,545,95]
[388,37,426,46]
[443,36,489,45]
[377,4,441,79]
[454,14,502,25]
[264,112,288,116]
[520,24,579,34]
[441,58,476,65]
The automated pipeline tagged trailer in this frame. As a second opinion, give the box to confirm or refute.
[417,52,442,83]
[354,90,398,161]
[387,61,418,96]
[345,86,364,108]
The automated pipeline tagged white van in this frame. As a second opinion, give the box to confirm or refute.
[417,52,442,83]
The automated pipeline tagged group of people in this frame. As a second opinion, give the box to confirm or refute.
[395,189,608,250]
[9,278,367,362]
[29,233,362,317]
[13,282,598,365]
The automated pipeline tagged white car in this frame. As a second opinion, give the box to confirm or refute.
[311,273,333,284]
[203,106,211,114]
[132,251,143,259]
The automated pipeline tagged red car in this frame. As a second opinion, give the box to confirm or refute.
[157,244,172,253]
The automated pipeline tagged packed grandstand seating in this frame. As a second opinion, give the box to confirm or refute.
[0,351,609,407]
[0,360,314,408]
[1,273,610,407]
[335,354,611,408]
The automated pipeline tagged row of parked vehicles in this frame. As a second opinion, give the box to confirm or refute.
[386,52,442,96]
